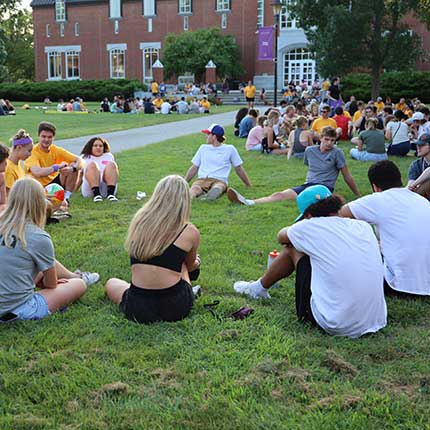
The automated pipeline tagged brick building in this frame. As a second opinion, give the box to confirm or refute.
[31,0,429,88]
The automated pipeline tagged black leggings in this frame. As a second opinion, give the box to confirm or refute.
[295,255,318,326]
[120,279,194,324]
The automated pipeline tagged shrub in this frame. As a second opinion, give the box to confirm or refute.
[342,72,430,103]
[0,79,147,102]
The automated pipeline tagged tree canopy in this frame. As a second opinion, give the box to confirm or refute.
[162,28,243,81]
[290,0,430,98]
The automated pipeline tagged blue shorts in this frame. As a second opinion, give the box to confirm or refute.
[3,294,50,322]
[292,183,334,195]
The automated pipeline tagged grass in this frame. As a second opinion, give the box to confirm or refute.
[0,102,238,143]
[1,127,430,429]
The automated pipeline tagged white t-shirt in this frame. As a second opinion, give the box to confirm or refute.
[82,152,115,175]
[160,102,171,114]
[288,216,387,338]
[191,144,243,185]
[386,121,409,145]
[348,188,430,295]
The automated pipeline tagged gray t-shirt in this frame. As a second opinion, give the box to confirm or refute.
[358,129,386,154]
[304,146,346,189]
[0,224,55,315]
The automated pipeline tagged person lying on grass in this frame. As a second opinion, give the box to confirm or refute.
[233,185,387,339]
[185,124,251,201]
[105,175,201,324]
[339,160,430,298]
[0,178,91,323]
[228,126,360,206]
[80,137,119,202]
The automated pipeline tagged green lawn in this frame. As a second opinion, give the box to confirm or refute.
[1,129,429,430]
[0,102,238,143]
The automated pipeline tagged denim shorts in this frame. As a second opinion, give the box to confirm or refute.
[3,294,50,322]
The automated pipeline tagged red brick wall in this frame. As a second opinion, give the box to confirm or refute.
[33,0,260,82]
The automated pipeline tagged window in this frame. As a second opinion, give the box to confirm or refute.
[48,51,62,80]
[216,0,230,12]
[66,51,80,79]
[143,0,156,16]
[141,44,160,84]
[148,18,153,32]
[283,48,315,87]
[257,0,264,27]
[60,22,64,37]
[221,13,227,29]
[280,1,297,29]
[109,0,121,18]
[183,15,189,31]
[109,46,126,78]
[114,20,119,34]
[55,0,66,22]
[75,22,79,36]
[178,0,192,15]
[46,24,51,37]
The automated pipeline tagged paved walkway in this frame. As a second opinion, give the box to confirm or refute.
[56,110,238,155]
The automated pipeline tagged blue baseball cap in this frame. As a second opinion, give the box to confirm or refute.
[295,185,332,222]
[202,123,225,137]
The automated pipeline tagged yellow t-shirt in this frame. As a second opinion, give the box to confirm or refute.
[311,117,337,134]
[5,159,25,190]
[24,143,77,187]
[352,110,363,122]
[244,85,257,98]
[200,100,210,110]
[374,101,384,113]
[150,82,159,94]
[344,110,352,119]
[153,98,163,108]
[395,102,406,112]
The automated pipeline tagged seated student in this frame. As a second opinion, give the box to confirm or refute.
[185,124,251,200]
[152,95,164,111]
[234,108,249,136]
[262,110,288,155]
[80,137,119,202]
[246,116,266,152]
[105,175,201,324]
[143,98,155,114]
[354,105,384,132]
[287,116,314,159]
[160,100,172,115]
[311,105,340,141]
[0,144,8,212]
[199,97,211,114]
[57,99,66,112]
[233,185,387,338]
[407,133,430,199]
[176,97,189,114]
[4,100,15,115]
[100,97,110,113]
[189,98,200,114]
[340,160,430,297]
[385,110,410,156]
[228,126,360,206]
[66,99,74,112]
[239,109,258,138]
[0,178,88,323]
[350,118,387,162]
[333,106,351,140]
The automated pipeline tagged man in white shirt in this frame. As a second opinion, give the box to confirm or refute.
[233,185,387,338]
[160,100,172,115]
[176,97,189,114]
[185,124,251,200]
[340,160,430,297]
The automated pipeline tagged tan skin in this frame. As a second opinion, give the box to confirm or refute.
[0,158,7,211]
[287,121,313,159]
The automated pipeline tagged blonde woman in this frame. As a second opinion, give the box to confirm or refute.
[287,116,314,159]
[0,178,87,322]
[106,175,201,324]
[262,110,288,155]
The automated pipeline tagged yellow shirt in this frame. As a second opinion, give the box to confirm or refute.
[244,85,257,98]
[5,159,25,190]
[374,101,384,113]
[200,100,210,110]
[395,102,406,112]
[150,82,159,94]
[24,143,77,187]
[352,110,363,122]
[344,110,351,119]
[311,117,337,134]
[153,98,163,108]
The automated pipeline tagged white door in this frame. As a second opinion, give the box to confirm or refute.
[286,59,316,86]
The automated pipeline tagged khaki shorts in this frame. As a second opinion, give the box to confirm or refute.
[192,178,227,193]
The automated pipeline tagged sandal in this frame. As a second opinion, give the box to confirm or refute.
[93,195,103,202]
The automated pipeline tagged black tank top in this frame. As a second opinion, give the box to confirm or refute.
[130,225,188,272]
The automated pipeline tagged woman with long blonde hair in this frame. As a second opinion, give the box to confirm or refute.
[106,175,201,324]
[262,110,288,155]
[0,178,87,323]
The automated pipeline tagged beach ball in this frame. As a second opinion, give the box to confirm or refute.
[45,183,65,207]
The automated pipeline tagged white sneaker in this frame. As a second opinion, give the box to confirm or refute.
[192,285,202,297]
[227,188,254,206]
[233,280,270,299]
[75,270,100,287]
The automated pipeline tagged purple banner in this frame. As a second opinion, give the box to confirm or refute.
[258,27,274,61]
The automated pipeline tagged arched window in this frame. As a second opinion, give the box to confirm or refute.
[283,48,315,86]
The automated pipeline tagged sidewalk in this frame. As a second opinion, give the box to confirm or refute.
[56,110,239,155]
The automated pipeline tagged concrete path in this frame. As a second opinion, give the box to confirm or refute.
[56,110,238,155]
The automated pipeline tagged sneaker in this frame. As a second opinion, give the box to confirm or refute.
[233,280,270,299]
[106,194,119,202]
[75,270,100,287]
[93,195,103,202]
[205,187,223,201]
[227,188,253,206]
[192,285,202,297]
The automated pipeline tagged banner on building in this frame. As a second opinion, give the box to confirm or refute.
[257,27,274,61]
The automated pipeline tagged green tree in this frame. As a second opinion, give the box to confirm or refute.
[290,0,430,99]
[162,27,243,81]
[0,0,19,19]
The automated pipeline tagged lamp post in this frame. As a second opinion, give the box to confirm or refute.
[272,0,282,107]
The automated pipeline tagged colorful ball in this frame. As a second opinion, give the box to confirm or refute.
[45,183,65,207]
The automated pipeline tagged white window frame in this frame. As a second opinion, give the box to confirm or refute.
[46,24,51,38]
[140,42,160,84]
[221,13,227,29]
[216,0,230,12]
[60,22,65,37]
[257,0,264,27]
[147,17,153,32]
[109,0,122,19]
[280,1,297,30]
[55,0,66,22]
[114,20,120,34]
[107,44,127,79]
[178,0,192,15]
[47,51,62,80]
[66,51,80,80]
[74,22,79,36]
[143,0,156,16]
[183,15,189,31]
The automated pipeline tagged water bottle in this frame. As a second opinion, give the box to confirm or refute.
[267,250,280,288]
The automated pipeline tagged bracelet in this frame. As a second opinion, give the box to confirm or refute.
[52,164,59,172]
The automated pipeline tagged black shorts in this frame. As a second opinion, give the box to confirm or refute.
[295,255,318,325]
[47,174,63,187]
[292,183,334,196]
[119,279,194,324]
[246,97,255,102]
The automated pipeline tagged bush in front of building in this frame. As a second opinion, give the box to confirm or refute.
[0,79,146,102]
[342,72,430,102]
